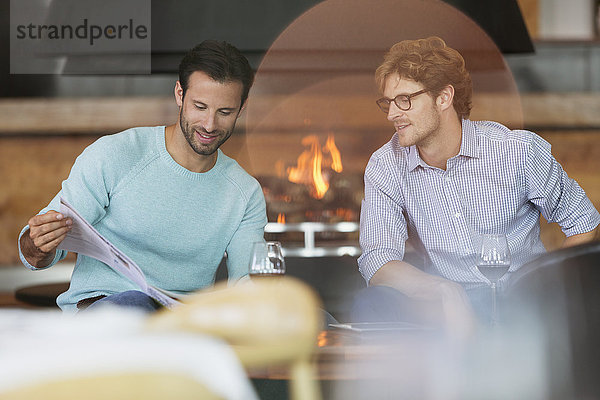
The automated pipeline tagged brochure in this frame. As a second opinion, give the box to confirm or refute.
[57,197,180,308]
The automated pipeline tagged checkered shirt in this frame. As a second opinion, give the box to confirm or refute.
[358,119,600,288]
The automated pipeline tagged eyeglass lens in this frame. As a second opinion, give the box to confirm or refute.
[377,95,411,113]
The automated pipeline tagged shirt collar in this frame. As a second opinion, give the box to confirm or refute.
[405,119,480,172]
[406,145,425,171]
[458,119,480,159]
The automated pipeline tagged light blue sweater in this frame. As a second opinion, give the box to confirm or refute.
[19,126,267,312]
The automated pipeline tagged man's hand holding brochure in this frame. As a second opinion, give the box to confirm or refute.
[56,197,180,309]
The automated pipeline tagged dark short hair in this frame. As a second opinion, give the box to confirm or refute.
[178,40,254,107]
[376,36,472,119]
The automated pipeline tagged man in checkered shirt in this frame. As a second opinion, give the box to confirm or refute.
[354,36,600,336]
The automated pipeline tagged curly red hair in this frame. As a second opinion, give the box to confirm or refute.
[375,36,472,119]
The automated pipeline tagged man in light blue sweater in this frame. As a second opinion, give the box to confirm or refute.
[18,40,267,312]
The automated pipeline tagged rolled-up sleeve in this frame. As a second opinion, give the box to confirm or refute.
[525,134,600,236]
[357,155,408,284]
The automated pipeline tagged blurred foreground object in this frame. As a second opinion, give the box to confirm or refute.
[0,308,257,400]
[148,277,324,400]
[0,278,323,400]
[505,241,600,399]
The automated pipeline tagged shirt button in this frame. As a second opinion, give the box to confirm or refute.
[445,176,451,183]
[454,212,461,218]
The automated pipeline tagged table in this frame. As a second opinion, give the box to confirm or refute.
[247,324,555,399]
[248,328,440,379]
[14,282,69,307]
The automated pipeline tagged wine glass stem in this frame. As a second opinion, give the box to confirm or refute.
[491,282,497,325]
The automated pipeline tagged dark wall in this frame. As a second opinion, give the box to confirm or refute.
[149,0,532,55]
[150,0,323,72]
[1,0,531,97]
[448,0,533,53]
[0,0,57,96]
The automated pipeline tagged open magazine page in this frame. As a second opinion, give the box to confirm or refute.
[57,197,180,308]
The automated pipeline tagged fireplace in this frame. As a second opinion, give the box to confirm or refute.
[256,132,363,257]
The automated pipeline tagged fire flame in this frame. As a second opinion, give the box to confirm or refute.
[325,134,343,173]
[277,213,286,224]
[287,134,343,199]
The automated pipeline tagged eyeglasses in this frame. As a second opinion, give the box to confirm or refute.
[376,89,431,113]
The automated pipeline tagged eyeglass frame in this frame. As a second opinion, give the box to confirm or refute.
[375,88,432,113]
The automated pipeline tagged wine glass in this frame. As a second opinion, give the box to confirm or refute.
[249,241,286,279]
[476,234,510,325]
